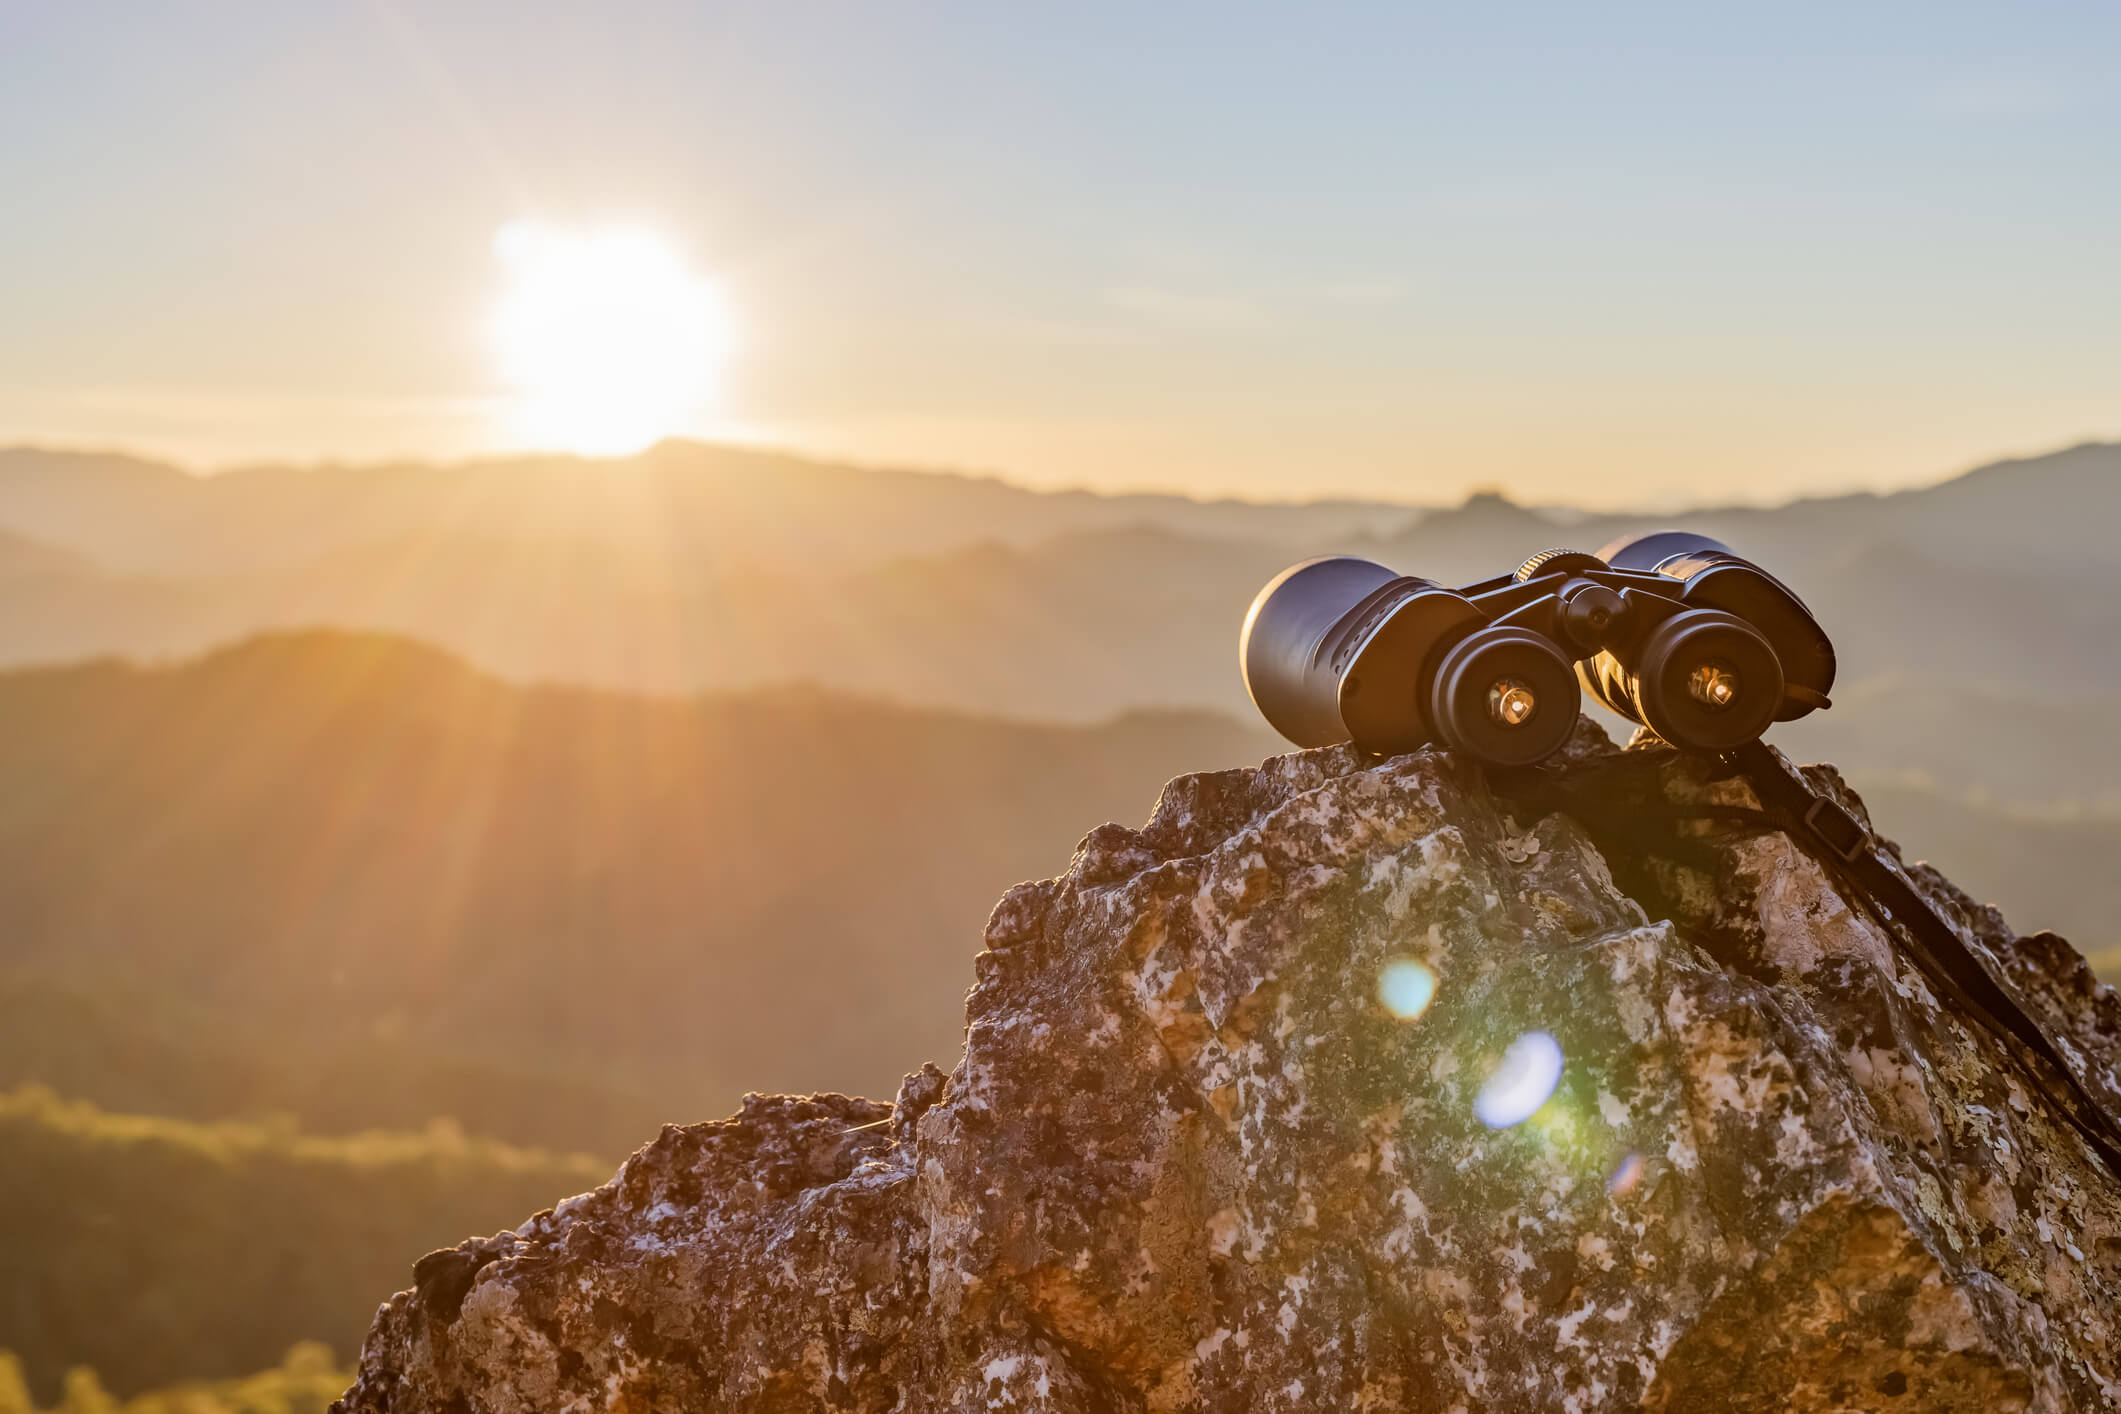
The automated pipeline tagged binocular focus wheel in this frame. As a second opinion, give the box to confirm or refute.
[1426,627,1581,768]
[1633,609,1785,753]
[1514,548,1606,583]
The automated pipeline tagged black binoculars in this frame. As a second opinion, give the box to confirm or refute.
[1240,532,1835,769]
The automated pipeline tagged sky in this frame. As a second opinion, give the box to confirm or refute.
[0,1,2116,507]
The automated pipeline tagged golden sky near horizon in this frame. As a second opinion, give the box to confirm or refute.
[2,4,2116,508]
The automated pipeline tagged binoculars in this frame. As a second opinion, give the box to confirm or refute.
[1240,531,1835,768]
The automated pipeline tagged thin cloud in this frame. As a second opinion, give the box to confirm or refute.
[1315,279,1408,306]
[1103,285,1268,333]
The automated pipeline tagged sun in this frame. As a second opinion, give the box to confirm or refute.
[490,221,734,457]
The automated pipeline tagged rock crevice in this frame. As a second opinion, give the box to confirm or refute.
[336,725,2121,1412]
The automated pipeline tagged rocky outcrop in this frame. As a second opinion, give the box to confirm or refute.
[335,723,2121,1412]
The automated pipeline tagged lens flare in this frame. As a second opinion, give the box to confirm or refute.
[1473,1031,1564,1128]
[1608,1151,1647,1197]
[1377,958,1438,1021]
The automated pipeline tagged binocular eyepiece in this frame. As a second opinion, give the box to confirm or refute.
[1240,532,1834,769]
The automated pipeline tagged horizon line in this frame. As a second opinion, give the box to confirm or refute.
[1,431,2111,520]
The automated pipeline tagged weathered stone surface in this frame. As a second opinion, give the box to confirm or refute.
[336,723,2121,1412]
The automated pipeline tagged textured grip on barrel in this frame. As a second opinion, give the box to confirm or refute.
[1514,548,1606,583]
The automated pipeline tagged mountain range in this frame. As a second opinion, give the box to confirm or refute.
[0,440,2114,809]
[0,632,1274,1145]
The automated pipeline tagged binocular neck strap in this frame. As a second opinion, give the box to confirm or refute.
[1729,741,2121,1183]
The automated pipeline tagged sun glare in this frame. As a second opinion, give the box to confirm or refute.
[490,221,733,457]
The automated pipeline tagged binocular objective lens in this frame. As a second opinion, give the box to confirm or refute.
[1687,660,1740,711]
[1488,679,1539,727]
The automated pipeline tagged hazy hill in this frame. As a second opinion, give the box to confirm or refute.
[0,441,1408,575]
[1850,785,2121,958]
[0,527,90,579]
[1366,440,2121,588]
[0,632,1281,1137]
[1785,674,2121,807]
[0,521,1299,710]
[0,972,672,1159]
[0,520,2109,808]
[0,443,2112,811]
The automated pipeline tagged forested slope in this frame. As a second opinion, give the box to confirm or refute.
[0,1087,600,1399]
[0,632,1280,1140]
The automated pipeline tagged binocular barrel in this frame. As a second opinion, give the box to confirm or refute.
[1240,532,1833,769]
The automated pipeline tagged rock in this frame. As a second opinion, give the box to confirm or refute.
[334,722,2121,1412]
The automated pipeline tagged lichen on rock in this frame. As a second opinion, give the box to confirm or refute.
[335,722,2121,1412]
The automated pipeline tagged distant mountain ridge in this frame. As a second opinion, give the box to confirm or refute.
[0,438,2113,810]
[0,440,1419,575]
[6,436,2109,576]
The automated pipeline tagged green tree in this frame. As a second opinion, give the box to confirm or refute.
[0,1087,600,1398]
[0,1346,350,1414]
[0,1354,35,1414]
[54,1371,115,1414]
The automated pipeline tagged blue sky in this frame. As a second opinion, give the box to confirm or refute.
[1,1,2115,504]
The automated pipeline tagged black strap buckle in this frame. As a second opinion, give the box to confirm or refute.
[1803,796,1869,862]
